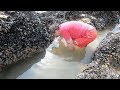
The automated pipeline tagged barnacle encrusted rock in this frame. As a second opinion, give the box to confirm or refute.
[65,11,120,30]
[0,11,120,73]
[0,11,54,72]
[77,27,120,79]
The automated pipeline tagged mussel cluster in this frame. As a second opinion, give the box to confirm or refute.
[77,29,120,79]
[0,11,54,71]
[65,11,120,30]
[0,11,119,73]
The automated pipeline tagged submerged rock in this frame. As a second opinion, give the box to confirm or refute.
[77,25,120,79]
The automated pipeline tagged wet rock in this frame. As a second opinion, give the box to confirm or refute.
[65,11,120,30]
[77,25,120,79]
[37,11,120,30]
[37,11,67,25]
[0,11,120,73]
[77,64,120,79]
[0,11,54,72]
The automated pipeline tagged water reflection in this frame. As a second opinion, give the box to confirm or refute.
[0,51,46,79]
[17,51,86,79]
[0,28,112,79]
[51,41,86,61]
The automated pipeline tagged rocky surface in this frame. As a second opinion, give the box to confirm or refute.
[0,11,120,73]
[65,11,120,30]
[0,11,54,72]
[77,64,120,79]
[77,26,120,79]
[36,11,120,30]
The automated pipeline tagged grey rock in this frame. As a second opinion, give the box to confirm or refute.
[77,26,120,79]
[0,11,120,73]
[0,11,54,72]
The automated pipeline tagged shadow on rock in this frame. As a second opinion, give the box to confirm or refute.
[0,51,46,79]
